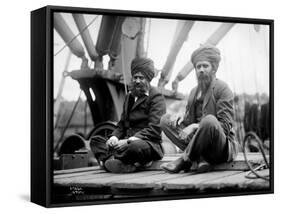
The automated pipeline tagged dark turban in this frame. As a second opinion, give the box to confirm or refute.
[131,57,155,82]
[191,45,221,72]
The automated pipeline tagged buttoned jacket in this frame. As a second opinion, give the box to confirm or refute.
[112,86,166,160]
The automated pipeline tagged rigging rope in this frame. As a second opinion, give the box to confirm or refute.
[121,35,128,94]
[221,26,270,182]
[243,131,270,181]
[233,30,245,143]
[262,26,269,69]
[54,90,82,153]
[84,100,88,137]
[248,26,260,99]
[239,27,270,181]
[82,60,93,136]
[54,15,99,57]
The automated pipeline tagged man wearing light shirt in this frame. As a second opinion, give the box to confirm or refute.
[90,57,166,173]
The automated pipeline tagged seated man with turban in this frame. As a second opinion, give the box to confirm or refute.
[160,45,239,173]
[90,57,166,173]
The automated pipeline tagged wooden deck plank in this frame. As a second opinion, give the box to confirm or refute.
[55,171,114,185]
[54,166,100,175]
[53,152,267,175]
[161,171,242,190]
[55,169,106,180]
[55,171,163,188]
[53,152,269,195]
[199,169,270,190]
[111,171,194,189]
[150,153,268,171]
[155,152,265,160]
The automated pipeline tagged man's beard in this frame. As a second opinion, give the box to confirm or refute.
[197,72,214,93]
[130,81,150,97]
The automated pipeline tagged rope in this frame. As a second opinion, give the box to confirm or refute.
[121,35,128,94]
[84,100,88,137]
[54,15,99,57]
[89,60,93,69]
[221,39,244,144]
[262,26,269,68]
[242,131,270,181]
[248,26,260,98]
[236,32,247,143]
[54,90,82,153]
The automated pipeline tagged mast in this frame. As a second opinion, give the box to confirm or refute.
[136,18,146,58]
[171,23,235,92]
[72,14,99,62]
[158,21,194,88]
[54,50,72,127]
[54,13,88,69]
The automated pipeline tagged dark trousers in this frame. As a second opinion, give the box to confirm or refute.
[160,114,228,164]
[90,136,154,165]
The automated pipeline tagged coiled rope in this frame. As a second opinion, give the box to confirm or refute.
[242,131,270,181]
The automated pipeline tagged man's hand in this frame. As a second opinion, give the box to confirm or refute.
[179,123,199,139]
[128,136,141,142]
[106,136,119,148]
[176,113,185,126]
[169,113,185,127]
[113,139,128,152]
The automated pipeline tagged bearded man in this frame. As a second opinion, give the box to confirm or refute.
[90,57,166,173]
[160,45,239,173]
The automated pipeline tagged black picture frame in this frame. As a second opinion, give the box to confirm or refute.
[31,5,274,208]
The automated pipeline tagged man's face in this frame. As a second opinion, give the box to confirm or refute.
[195,60,215,91]
[131,72,150,97]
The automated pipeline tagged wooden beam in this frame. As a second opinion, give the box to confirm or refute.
[68,69,185,100]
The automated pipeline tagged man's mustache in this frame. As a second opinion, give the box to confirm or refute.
[130,81,149,97]
[133,82,145,88]
[198,73,208,79]
[197,72,213,82]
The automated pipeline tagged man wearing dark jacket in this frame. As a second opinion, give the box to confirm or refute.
[90,57,166,173]
[160,45,239,173]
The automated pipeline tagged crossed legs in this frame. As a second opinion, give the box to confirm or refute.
[90,136,154,172]
[160,114,229,173]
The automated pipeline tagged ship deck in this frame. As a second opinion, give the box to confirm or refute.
[53,153,270,203]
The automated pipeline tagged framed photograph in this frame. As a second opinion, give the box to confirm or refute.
[31,5,274,207]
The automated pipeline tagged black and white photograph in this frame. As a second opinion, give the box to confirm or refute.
[49,7,273,206]
[2,0,281,212]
